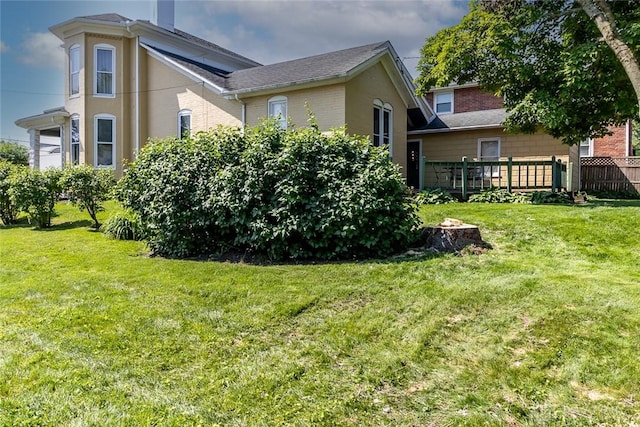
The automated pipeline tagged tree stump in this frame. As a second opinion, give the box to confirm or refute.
[424,218,484,252]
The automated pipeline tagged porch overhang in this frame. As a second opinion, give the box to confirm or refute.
[15,107,69,130]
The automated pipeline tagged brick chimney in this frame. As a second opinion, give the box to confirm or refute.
[152,0,175,32]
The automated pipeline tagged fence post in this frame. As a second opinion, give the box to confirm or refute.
[462,156,468,200]
[567,162,573,192]
[551,156,557,192]
[507,157,513,193]
[420,156,425,191]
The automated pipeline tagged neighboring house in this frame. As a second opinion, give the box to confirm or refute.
[410,83,585,191]
[579,123,635,158]
[15,1,433,178]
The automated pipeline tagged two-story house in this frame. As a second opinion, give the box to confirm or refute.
[15,1,434,178]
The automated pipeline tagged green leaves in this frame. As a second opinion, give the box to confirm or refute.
[60,165,116,228]
[416,0,640,145]
[116,121,420,261]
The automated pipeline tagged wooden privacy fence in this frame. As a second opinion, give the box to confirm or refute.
[421,156,569,199]
[580,157,640,193]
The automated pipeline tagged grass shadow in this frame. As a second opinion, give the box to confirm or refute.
[574,199,640,208]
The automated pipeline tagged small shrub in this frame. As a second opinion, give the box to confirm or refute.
[103,210,145,241]
[0,161,20,225]
[530,191,572,204]
[468,187,530,204]
[61,165,116,228]
[585,189,640,200]
[9,167,62,227]
[414,188,457,205]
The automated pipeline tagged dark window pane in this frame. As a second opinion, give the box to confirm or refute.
[97,119,112,142]
[97,143,113,166]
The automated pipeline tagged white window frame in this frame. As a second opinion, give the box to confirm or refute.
[178,109,192,139]
[478,137,501,178]
[69,45,80,97]
[373,99,393,157]
[94,44,115,97]
[435,91,453,114]
[580,138,594,157]
[268,96,287,129]
[70,115,80,165]
[94,114,115,169]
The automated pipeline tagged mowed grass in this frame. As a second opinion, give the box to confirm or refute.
[1,199,640,426]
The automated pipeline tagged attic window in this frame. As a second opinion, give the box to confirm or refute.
[435,92,453,114]
[268,96,287,130]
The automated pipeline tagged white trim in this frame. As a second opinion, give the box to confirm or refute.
[70,115,80,165]
[94,114,116,169]
[435,91,453,115]
[477,137,501,160]
[626,120,631,157]
[94,44,115,97]
[579,138,594,157]
[268,96,288,130]
[141,43,224,93]
[69,44,80,98]
[178,109,192,138]
[373,99,394,158]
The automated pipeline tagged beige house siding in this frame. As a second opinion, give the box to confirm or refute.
[244,84,346,130]
[345,62,408,174]
[420,129,579,191]
[145,54,242,142]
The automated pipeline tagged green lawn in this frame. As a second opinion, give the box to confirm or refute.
[1,200,639,426]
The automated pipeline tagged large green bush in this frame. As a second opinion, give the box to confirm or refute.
[0,161,21,225]
[116,121,419,260]
[61,165,116,228]
[9,167,62,228]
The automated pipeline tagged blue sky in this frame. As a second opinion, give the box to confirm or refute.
[0,0,468,144]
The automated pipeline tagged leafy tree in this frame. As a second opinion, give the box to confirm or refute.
[61,165,116,228]
[10,168,62,228]
[0,141,29,165]
[416,0,640,145]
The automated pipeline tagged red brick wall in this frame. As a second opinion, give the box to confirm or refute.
[592,125,630,157]
[454,87,503,113]
[426,86,502,113]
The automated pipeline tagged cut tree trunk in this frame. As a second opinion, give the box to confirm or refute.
[424,218,485,252]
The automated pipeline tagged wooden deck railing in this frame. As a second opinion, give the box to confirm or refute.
[421,156,568,199]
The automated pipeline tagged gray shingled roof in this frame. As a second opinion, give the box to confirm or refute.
[172,28,262,67]
[418,108,509,132]
[224,42,391,93]
[79,13,131,23]
[146,46,230,88]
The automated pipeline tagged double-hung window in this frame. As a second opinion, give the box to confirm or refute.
[373,100,393,154]
[95,45,114,96]
[178,109,192,139]
[71,116,80,165]
[268,96,287,129]
[478,138,500,177]
[69,45,80,96]
[580,139,593,157]
[95,115,115,168]
[435,92,453,114]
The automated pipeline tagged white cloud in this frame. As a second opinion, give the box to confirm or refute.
[18,32,64,69]
[0,41,9,53]
[178,0,468,77]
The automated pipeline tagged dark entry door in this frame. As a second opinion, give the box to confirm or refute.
[406,140,420,189]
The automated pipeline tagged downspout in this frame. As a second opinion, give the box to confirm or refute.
[135,35,140,157]
[235,94,246,128]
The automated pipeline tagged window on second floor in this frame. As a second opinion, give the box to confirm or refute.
[373,100,393,153]
[435,92,453,114]
[178,109,192,139]
[268,96,287,129]
[95,114,115,168]
[71,115,80,165]
[69,45,80,97]
[580,139,593,157]
[95,45,114,96]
